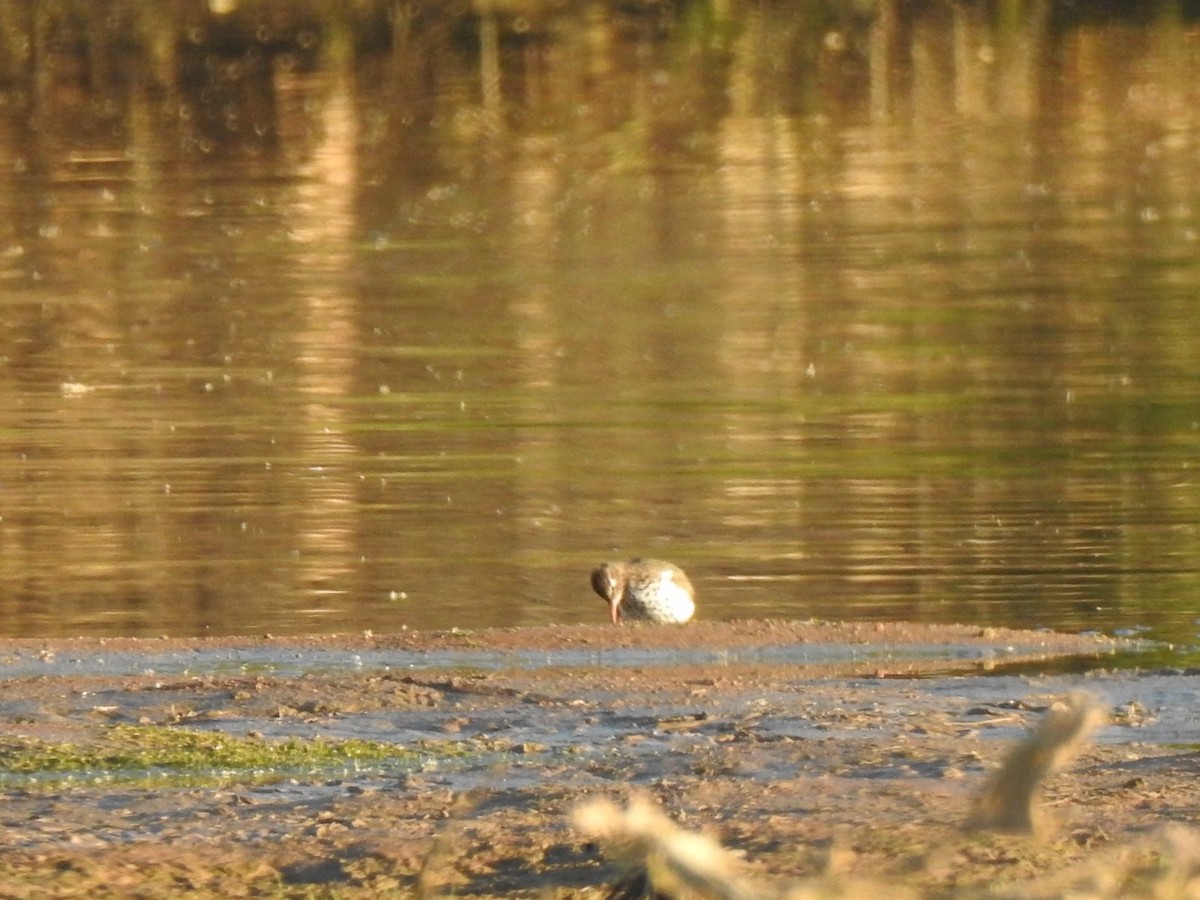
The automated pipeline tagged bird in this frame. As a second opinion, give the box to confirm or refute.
[589,559,696,625]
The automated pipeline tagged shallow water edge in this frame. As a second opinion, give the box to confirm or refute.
[0,619,1141,680]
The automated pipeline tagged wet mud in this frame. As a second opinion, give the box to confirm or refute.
[0,620,1193,898]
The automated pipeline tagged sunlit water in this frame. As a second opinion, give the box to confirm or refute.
[0,4,1197,645]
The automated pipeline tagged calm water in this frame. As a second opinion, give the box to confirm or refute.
[0,2,1197,643]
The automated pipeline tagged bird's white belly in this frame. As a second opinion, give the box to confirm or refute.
[626,571,695,624]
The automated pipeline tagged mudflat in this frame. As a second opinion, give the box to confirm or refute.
[0,620,1190,898]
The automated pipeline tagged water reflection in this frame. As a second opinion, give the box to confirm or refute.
[0,1,1197,642]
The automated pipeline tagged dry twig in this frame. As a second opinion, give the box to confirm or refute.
[965,693,1106,834]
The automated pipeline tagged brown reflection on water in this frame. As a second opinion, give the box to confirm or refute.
[0,2,1197,641]
[290,68,360,622]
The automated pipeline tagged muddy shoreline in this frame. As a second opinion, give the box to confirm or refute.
[0,620,1192,898]
[0,617,1134,655]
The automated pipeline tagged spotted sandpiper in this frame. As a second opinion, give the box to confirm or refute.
[589,559,696,625]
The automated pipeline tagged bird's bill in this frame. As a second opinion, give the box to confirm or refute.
[609,601,622,625]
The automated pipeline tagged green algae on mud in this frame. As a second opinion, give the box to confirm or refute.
[0,724,440,789]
